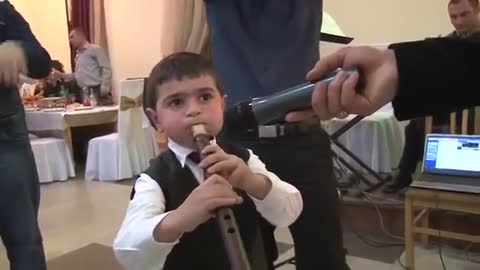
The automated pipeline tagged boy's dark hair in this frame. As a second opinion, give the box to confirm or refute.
[143,52,223,111]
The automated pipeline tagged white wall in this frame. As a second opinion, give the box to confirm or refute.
[326,0,453,44]
[11,0,72,72]
[321,0,453,55]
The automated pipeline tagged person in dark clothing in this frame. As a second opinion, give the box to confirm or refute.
[0,1,51,270]
[382,0,480,193]
[204,1,351,269]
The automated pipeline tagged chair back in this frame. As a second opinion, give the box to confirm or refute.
[117,78,154,176]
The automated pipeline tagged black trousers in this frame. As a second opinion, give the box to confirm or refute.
[0,112,46,270]
[226,127,349,270]
[396,119,426,184]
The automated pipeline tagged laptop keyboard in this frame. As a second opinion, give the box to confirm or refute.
[421,174,480,187]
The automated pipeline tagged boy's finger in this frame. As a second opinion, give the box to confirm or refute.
[201,144,222,155]
[204,174,230,186]
[207,160,235,175]
[206,197,243,212]
[199,152,227,168]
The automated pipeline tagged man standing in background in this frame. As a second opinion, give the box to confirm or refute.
[204,1,350,269]
[54,28,112,105]
[385,0,480,193]
[448,0,480,37]
[0,1,51,269]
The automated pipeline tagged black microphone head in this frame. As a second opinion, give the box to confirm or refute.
[224,101,258,133]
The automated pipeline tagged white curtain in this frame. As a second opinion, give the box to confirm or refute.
[160,0,209,55]
[89,0,109,55]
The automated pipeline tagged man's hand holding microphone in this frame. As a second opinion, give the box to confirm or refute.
[286,46,400,122]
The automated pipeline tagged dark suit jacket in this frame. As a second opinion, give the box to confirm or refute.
[389,37,480,121]
[0,1,51,118]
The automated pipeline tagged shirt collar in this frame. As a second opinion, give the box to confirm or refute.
[77,42,92,53]
[168,138,217,167]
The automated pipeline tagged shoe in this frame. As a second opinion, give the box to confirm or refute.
[383,174,412,193]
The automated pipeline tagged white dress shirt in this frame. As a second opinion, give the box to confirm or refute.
[113,139,303,270]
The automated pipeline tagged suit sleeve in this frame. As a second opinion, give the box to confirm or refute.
[5,2,51,79]
[388,38,480,120]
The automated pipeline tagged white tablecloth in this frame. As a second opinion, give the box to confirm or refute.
[25,106,119,132]
[324,110,409,173]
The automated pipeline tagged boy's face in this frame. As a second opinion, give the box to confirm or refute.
[146,75,226,148]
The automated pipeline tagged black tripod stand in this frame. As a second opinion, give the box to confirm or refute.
[330,115,392,194]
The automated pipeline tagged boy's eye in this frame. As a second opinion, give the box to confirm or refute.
[199,93,213,102]
[168,98,183,107]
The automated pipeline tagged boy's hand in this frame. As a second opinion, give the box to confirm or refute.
[199,144,253,190]
[169,174,243,233]
[199,144,272,199]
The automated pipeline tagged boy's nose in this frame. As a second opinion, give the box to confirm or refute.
[186,110,201,118]
[186,101,202,118]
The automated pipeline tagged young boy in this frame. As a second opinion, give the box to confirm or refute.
[113,52,303,270]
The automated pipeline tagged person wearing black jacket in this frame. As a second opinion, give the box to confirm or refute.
[382,0,480,193]
[0,1,51,269]
[286,37,480,122]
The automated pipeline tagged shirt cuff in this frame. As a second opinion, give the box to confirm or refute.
[248,171,302,227]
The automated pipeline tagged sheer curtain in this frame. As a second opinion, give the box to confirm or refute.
[89,0,109,54]
[66,0,91,71]
[161,0,209,55]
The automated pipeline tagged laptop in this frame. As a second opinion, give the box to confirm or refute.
[410,134,480,194]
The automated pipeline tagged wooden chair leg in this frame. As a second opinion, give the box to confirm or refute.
[450,112,456,134]
[461,109,469,135]
[405,196,415,270]
[421,210,430,248]
[425,116,433,135]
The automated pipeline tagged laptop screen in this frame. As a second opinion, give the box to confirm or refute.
[423,134,480,177]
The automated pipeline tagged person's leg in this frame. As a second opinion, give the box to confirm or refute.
[243,128,349,270]
[0,113,46,270]
[386,119,425,192]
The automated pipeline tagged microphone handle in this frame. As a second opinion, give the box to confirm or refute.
[193,133,251,270]
[251,67,358,125]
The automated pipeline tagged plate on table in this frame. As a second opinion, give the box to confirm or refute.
[74,106,94,111]
[40,97,62,101]
[41,108,65,112]
[24,107,37,112]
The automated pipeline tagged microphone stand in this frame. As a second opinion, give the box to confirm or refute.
[192,124,251,270]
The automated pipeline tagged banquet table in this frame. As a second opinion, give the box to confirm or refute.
[25,106,119,157]
[324,111,409,173]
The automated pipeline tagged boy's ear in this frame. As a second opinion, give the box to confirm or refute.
[221,95,227,111]
[145,108,163,132]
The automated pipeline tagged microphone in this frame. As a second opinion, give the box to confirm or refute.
[225,68,357,131]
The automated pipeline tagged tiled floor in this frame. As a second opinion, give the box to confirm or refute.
[0,179,478,269]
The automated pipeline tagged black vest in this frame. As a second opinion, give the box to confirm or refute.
[131,141,277,270]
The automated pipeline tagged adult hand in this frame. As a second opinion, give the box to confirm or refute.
[286,46,399,121]
[0,41,27,86]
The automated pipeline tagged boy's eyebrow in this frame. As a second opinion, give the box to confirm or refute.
[163,87,215,99]
[195,87,215,92]
[162,92,184,101]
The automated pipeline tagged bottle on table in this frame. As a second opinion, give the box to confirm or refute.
[89,90,97,107]
[82,87,91,106]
